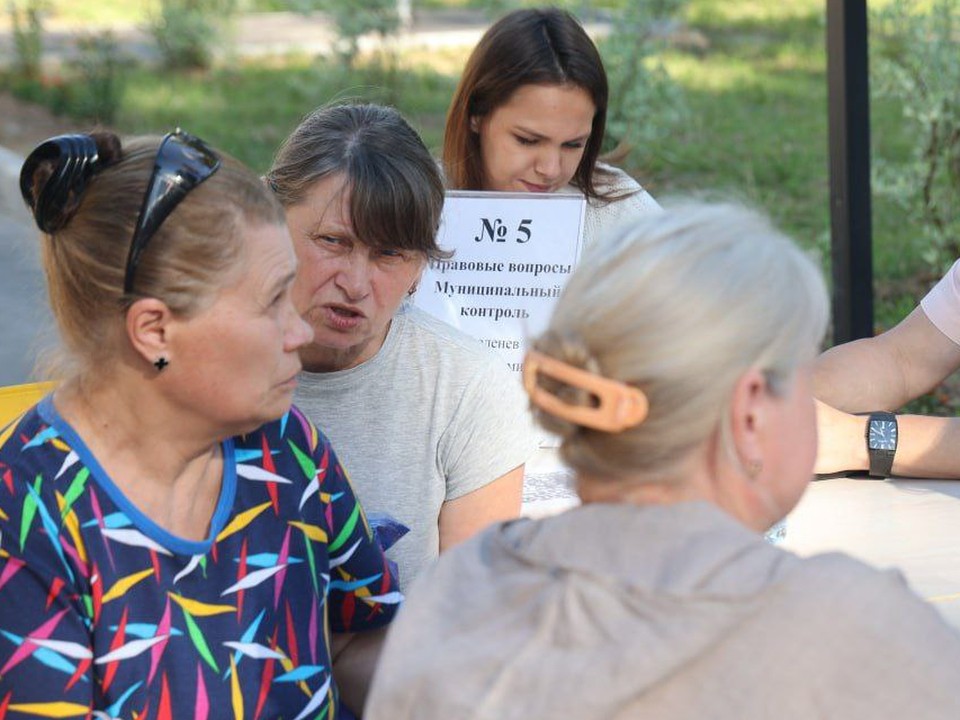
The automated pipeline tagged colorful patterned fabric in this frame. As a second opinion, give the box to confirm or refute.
[0,396,400,719]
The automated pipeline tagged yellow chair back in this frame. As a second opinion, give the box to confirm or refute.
[0,381,57,428]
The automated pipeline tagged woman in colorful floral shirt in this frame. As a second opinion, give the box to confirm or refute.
[0,129,398,718]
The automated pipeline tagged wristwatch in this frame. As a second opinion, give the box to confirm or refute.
[865,411,898,478]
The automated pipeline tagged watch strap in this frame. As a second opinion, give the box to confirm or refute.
[865,411,897,478]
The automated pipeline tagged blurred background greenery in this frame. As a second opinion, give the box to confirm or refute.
[3,0,959,410]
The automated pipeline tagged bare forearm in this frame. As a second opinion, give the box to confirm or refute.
[332,628,388,715]
[438,465,524,551]
[813,339,913,412]
[816,403,960,479]
[890,414,960,479]
[814,307,960,479]
[815,307,960,413]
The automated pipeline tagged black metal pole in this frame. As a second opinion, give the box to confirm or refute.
[826,0,874,344]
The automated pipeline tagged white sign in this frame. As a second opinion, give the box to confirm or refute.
[415,191,586,372]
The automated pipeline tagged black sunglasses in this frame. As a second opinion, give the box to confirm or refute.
[123,129,221,295]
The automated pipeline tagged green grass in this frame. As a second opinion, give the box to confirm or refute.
[614,0,930,337]
[4,0,954,410]
[2,1,941,352]
[635,4,832,251]
[112,57,457,173]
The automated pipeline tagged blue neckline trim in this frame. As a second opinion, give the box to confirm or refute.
[38,395,237,556]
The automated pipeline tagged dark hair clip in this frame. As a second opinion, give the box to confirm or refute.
[19,134,102,234]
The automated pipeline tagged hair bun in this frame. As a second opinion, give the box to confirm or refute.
[19,132,121,234]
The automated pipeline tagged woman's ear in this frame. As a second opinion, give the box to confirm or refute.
[470,115,481,133]
[719,366,786,532]
[729,367,770,479]
[126,298,173,369]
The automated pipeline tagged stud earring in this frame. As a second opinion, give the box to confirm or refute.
[746,458,763,479]
[154,357,169,372]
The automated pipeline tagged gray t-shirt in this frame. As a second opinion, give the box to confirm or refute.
[294,302,535,587]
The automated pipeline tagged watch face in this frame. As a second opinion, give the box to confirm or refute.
[869,420,898,451]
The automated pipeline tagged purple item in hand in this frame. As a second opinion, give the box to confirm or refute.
[366,512,410,586]
[366,512,410,552]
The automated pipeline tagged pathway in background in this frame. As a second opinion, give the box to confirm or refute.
[0,145,52,385]
[0,8,610,69]
[0,9,489,385]
[0,8,611,385]
[0,9,498,67]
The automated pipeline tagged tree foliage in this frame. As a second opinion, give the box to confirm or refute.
[599,0,689,164]
[287,0,400,67]
[7,0,46,80]
[148,0,239,69]
[872,0,960,273]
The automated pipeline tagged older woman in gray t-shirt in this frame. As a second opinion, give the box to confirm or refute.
[266,103,535,588]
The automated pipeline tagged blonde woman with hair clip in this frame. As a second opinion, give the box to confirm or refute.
[365,201,960,720]
[0,130,398,718]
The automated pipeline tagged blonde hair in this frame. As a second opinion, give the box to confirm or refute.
[26,132,285,380]
[530,200,828,479]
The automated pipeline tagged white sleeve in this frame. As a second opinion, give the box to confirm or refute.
[920,258,960,346]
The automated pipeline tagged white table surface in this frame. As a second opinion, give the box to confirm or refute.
[522,449,960,628]
[783,476,960,628]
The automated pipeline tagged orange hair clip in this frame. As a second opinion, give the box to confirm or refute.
[522,350,648,433]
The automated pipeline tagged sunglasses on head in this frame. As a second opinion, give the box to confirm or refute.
[123,129,221,295]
